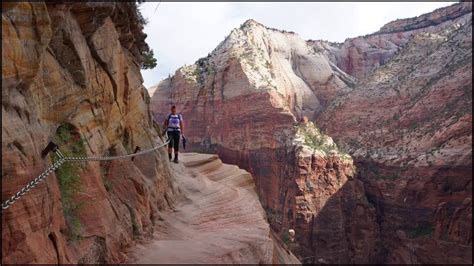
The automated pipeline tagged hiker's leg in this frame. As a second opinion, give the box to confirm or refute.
[167,131,173,160]
[174,132,180,159]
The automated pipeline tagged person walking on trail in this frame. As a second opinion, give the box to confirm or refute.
[163,105,184,163]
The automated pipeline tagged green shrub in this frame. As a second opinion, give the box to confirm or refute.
[192,66,200,77]
[265,207,282,225]
[409,121,419,130]
[52,124,86,241]
[102,176,113,192]
[128,207,140,239]
[376,174,400,180]
[295,123,349,156]
[53,157,83,241]
[281,231,290,245]
[55,124,86,155]
[265,60,272,69]
[407,226,433,238]
[100,161,113,192]
[132,219,140,239]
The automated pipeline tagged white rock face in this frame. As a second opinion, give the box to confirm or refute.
[167,19,354,121]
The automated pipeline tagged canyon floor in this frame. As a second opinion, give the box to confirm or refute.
[125,153,299,264]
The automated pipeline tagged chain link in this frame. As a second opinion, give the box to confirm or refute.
[2,154,65,210]
[65,140,170,161]
[2,139,170,210]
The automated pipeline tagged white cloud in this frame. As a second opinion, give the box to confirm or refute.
[139,2,454,88]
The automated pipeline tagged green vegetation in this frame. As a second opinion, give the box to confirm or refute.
[56,124,86,155]
[132,1,149,25]
[265,60,272,70]
[407,225,433,238]
[52,124,86,241]
[240,50,254,61]
[126,206,140,239]
[102,176,113,192]
[136,9,149,25]
[295,122,350,159]
[376,174,400,180]
[100,161,113,192]
[132,219,140,238]
[128,2,157,70]
[280,230,291,245]
[265,207,282,225]
[180,56,216,84]
[201,63,215,76]
[193,67,202,79]
[409,121,418,130]
[141,49,157,70]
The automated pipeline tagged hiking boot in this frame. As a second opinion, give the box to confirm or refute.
[173,157,179,164]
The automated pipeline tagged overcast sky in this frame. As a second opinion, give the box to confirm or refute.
[139,2,455,88]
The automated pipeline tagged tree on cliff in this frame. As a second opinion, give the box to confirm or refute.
[141,49,157,69]
[132,1,156,70]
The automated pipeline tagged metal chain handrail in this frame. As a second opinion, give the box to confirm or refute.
[2,139,170,210]
[64,139,170,161]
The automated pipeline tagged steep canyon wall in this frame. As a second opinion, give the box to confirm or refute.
[150,3,472,263]
[2,2,175,263]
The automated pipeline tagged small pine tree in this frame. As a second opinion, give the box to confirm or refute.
[141,49,157,70]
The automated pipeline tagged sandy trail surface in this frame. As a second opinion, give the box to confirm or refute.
[127,153,299,264]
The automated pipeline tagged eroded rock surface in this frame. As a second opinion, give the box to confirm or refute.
[127,153,300,264]
[2,2,175,263]
[150,2,472,263]
[313,2,472,79]
[318,5,472,263]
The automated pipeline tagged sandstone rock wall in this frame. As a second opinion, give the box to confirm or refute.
[311,2,472,79]
[281,125,381,263]
[2,2,175,263]
[318,7,472,263]
[127,153,301,264]
[150,2,472,263]
[149,25,379,259]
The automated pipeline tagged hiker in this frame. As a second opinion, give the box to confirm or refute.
[163,105,184,163]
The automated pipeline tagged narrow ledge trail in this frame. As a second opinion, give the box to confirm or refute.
[126,153,300,264]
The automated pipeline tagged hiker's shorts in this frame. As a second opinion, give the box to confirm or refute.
[167,130,180,151]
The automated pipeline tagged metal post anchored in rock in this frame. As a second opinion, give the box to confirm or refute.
[288,228,295,243]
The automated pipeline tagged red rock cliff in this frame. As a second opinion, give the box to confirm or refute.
[150,17,379,264]
[318,4,472,263]
[311,2,472,78]
[2,2,175,263]
[150,2,472,263]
